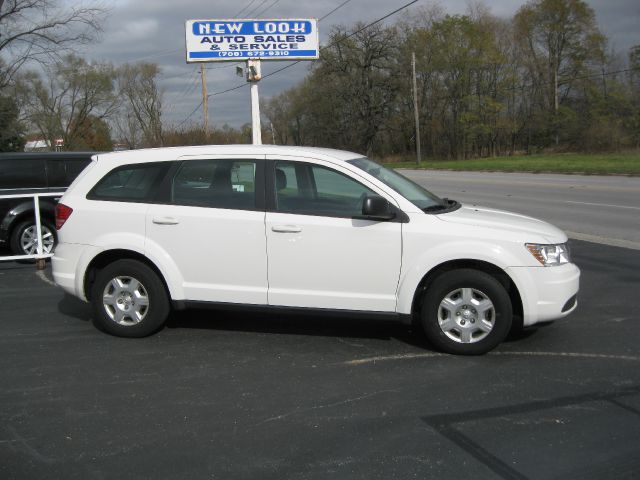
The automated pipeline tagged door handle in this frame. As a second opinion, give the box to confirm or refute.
[152,216,180,225]
[271,225,302,233]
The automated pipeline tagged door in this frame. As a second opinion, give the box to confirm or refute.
[145,156,268,304]
[265,158,402,312]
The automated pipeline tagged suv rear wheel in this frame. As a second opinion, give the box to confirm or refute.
[10,220,56,256]
[421,269,512,355]
[91,260,170,337]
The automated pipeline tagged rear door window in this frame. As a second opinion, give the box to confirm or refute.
[171,159,257,210]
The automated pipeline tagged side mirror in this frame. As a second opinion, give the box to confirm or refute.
[361,195,396,221]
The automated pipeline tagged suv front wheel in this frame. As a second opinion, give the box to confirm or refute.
[91,260,170,337]
[421,269,512,355]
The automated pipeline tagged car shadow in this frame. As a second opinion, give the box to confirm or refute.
[167,307,432,349]
[58,293,92,322]
[57,295,534,351]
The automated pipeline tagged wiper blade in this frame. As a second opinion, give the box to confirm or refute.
[422,204,446,212]
[422,198,460,213]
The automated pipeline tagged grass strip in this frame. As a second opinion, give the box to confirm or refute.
[384,153,640,175]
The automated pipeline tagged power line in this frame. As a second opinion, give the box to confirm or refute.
[207,0,418,98]
[245,0,270,18]
[163,71,201,118]
[255,0,281,17]
[319,0,356,21]
[260,0,419,83]
[234,0,259,18]
[175,100,204,129]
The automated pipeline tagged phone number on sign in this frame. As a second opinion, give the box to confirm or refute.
[219,51,292,57]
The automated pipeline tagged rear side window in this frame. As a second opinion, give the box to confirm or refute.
[88,163,168,202]
[0,159,46,189]
[171,159,257,210]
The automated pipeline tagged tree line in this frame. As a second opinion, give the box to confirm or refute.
[264,1,640,159]
[1,0,639,157]
[0,0,244,151]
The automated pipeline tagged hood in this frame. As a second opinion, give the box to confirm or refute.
[437,205,567,244]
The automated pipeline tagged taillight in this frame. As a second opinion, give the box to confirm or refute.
[55,203,73,230]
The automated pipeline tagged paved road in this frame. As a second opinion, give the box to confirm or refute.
[1,240,639,479]
[401,170,640,250]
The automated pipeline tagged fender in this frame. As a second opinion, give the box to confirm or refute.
[78,233,183,302]
[396,238,530,315]
[142,237,186,300]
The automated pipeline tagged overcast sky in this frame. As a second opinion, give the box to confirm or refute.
[81,0,640,130]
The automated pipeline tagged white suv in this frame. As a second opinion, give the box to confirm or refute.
[52,145,579,354]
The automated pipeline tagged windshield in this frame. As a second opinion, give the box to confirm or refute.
[348,157,444,210]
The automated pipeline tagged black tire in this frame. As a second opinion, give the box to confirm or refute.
[9,219,57,256]
[91,259,170,337]
[421,269,512,355]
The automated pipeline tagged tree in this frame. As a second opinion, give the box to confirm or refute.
[71,115,112,150]
[18,54,117,150]
[115,63,164,148]
[307,24,401,155]
[514,0,605,146]
[0,0,106,88]
[0,93,25,151]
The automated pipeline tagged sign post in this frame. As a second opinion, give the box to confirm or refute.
[185,19,319,145]
[248,59,262,145]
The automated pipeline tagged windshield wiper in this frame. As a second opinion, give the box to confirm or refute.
[422,198,460,213]
[423,204,447,212]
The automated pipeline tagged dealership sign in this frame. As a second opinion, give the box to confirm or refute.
[185,19,319,62]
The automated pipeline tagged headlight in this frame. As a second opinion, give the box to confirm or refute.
[525,243,571,266]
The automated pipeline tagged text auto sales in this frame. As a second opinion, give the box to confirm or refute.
[200,35,307,51]
[193,21,314,53]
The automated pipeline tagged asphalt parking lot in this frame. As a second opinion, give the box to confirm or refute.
[1,239,639,479]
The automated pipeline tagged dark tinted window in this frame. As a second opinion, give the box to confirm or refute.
[46,159,92,187]
[0,159,46,189]
[172,159,257,210]
[89,163,167,201]
[46,159,66,187]
[274,161,374,217]
[48,159,92,187]
[65,159,91,182]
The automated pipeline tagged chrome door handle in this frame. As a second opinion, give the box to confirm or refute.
[152,217,180,225]
[271,225,302,233]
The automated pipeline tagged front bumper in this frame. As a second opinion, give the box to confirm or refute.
[506,263,580,326]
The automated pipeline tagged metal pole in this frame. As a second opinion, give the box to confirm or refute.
[201,64,209,138]
[412,51,422,165]
[251,83,262,145]
[248,59,262,145]
[33,195,46,270]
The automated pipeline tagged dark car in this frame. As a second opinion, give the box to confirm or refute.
[0,152,95,256]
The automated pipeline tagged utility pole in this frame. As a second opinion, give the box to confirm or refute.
[412,52,422,165]
[200,64,209,138]
[554,67,559,146]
